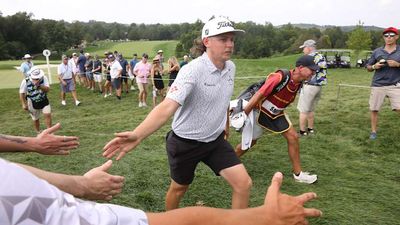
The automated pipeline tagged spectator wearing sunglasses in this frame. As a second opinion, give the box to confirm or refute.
[366,27,400,140]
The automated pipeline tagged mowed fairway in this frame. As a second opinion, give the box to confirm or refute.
[0,51,399,224]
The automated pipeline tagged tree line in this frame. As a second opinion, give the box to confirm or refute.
[0,12,385,60]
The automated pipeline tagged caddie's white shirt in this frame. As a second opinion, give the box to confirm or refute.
[0,158,148,225]
[110,60,123,79]
[57,62,73,79]
[19,76,50,94]
[166,52,235,142]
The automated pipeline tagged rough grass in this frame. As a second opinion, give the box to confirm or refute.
[0,54,399,224]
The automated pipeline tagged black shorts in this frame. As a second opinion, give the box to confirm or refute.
[257,111,291,133]
[112,78,121,89]
[166,131,241,185]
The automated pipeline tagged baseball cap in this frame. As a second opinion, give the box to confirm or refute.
[299,39,316,48]
[157,50,163,53]
[107,54,115,59]
[382,27,398,35]
[61,55,68,60]
[104,51,111,55]
[295,55,319,71]
[28,67,44,79]
[201,16,245,39]
[23,54,32,59]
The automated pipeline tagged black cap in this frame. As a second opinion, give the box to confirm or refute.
[295,55,319,71]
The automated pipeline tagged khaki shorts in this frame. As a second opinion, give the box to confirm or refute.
[369,85,400,111]
[297,84,322,113]
[137,82,148,92]
[28,100,51,121]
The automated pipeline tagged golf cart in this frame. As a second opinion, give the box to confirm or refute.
[319,49,337,68]
[319,49,352,69]
[356,51,373,68]
[338,50,351,68]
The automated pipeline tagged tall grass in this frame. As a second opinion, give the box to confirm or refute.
[0,55,399,224]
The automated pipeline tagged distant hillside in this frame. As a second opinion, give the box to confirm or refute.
[278,23,383,32]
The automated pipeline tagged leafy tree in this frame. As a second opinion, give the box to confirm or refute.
[346,22,372,56]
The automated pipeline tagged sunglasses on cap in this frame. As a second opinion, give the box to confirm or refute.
[383,33,396,38]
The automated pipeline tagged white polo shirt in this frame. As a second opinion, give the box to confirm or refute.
[110,60,123,79]
[57,62,73,80]
[0,158,148,225]
[166,52,235,142]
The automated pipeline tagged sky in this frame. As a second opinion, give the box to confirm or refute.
[1,0,399,28]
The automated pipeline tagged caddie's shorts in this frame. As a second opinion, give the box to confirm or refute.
[256,110,292,134]
[166,131,241,185]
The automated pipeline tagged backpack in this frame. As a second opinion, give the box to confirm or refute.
[237,69,291,101]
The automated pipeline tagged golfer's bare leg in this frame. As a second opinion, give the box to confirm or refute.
[220,164,252,209]
[282,126,302,174]
[370,111,378,133]
[165,179,189,211]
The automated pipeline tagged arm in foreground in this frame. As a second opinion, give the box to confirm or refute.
[103,98,180,160]
[0,123,79,155]
[17,160,124,201]
[147,172,321,225]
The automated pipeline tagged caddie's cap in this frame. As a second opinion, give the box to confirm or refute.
[201,16,245,39]
[157,50,163,53]
[295,55,319,71]
[299,39,316,48]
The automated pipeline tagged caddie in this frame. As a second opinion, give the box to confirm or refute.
[231,55,319,184]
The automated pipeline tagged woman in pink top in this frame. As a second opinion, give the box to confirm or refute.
[133,53,152,107]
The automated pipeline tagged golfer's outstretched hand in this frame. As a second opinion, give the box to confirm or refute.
[263,172,322,225]
[103,131,141,160]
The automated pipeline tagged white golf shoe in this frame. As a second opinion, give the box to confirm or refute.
[293,171,317,184]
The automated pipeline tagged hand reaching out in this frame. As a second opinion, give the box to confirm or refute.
[103,131,141,160]
[82,160,125,201]
[33,123,79,155]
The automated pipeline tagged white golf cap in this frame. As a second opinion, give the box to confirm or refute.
[299,39,316,48]
[28,66,44,79]
[201,16,245,39]
[157,49,163,53]
[23,54,32,59]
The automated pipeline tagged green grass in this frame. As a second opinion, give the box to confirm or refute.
[83,40,178,60]
[0,53,399,224]
[0,40,178,89]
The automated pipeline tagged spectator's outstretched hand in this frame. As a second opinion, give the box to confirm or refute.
[103,131,141,160]
[34,123,79,155]
[82,160,125,201]
[262,172,322,225]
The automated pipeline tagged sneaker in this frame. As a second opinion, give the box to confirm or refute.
[61,100,66,106]
[142,102,148,107]
[369,132,377,140]
[131,86,136,90]
[307,128,315,135]
[104,94,108,98]
[138,102,143,107]
[297,130,308,138]
[293,171,317,184]
[75,100,81,106]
